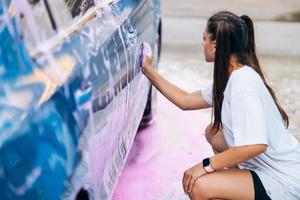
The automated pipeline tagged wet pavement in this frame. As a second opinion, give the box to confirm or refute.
[112,93,212,199]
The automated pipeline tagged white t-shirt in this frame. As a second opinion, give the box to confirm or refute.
[202,66,300,200]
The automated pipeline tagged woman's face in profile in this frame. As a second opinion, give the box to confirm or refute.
[202,30,216,63]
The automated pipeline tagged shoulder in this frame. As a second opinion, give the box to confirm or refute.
[228,66,264,94]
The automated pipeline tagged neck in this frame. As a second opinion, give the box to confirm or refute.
[228,55,244,75]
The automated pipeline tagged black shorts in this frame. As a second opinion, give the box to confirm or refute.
[250,170,272,200]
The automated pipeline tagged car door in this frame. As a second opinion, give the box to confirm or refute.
[3,0,131,199]
[1,0,157,199]
[43,0,134,199]
[43,0,148,199]
[116,0,160,142]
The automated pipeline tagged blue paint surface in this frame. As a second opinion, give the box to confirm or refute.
[0,0,160,199]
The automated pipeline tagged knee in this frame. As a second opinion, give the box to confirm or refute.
[189,178,209,200]
[205,124,214,144]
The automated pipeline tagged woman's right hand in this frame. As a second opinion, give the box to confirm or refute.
[142,55,153,75]
[137,43,211,110]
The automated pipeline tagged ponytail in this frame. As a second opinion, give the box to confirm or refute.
[211,21,231,132]
[240,15,259,67]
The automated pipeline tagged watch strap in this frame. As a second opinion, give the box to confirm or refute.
[204,164,214,173]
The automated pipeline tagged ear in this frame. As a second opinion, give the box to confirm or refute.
[213,41,216,51]
[212,41,216,53]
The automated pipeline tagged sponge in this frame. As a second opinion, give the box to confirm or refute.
[137,42,152,70]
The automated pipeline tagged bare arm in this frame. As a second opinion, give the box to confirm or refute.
[210,144,268,170]
[142,57,211,110]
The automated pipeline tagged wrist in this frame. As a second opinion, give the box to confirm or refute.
[201,165,208,175]
[143,65,154,78]
[202,157,214,173]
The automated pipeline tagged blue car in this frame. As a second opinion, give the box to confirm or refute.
[0,0,161,199]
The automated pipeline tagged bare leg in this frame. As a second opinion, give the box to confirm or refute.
[188,169,254,200]
[205,124,229,154]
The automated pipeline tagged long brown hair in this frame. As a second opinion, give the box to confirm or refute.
[206,11,289,133]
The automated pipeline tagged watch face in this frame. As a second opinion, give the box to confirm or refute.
[203,158,210,167]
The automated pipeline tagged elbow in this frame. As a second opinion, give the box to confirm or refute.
[179,103,189,111]
[247,144,268,158]
[258,144,268,154]
[180,104,187,111]
[235,144,268,163]
[179,94,192,111]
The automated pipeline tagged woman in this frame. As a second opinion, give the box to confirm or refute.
[141,11,300,200]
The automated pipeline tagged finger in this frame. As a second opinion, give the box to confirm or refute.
[144,56,152,67]
[184,174,192,194]
[187,176,195,194]
[143,42,152,57]
[182,173,185,189]
[182,173,187,194]
[188,175,200,194]
[147,55,153,62]
[182,173,189,194]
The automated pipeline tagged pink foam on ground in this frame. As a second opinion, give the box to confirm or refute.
[112,92,213,200]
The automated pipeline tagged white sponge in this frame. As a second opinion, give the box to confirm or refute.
[137,42,152,70]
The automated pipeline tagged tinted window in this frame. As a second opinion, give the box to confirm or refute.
[65,0,95,18]
[46,0,73,29]
[47,0,95,29]
[19,0,55,52]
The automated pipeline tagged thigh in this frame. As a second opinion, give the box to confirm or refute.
[189,169,254,200]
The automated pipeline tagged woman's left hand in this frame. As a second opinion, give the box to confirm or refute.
[182,162,207,194]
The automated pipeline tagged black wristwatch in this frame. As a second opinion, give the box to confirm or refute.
[202,157,214,173]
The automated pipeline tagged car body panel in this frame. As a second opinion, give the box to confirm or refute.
[0,0,160,199]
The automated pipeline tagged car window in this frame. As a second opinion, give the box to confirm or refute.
[48,0,95,30]
[18,0,55,53]
[66,0,95,18]
[45,0,73,30]
[18,0,96,55]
